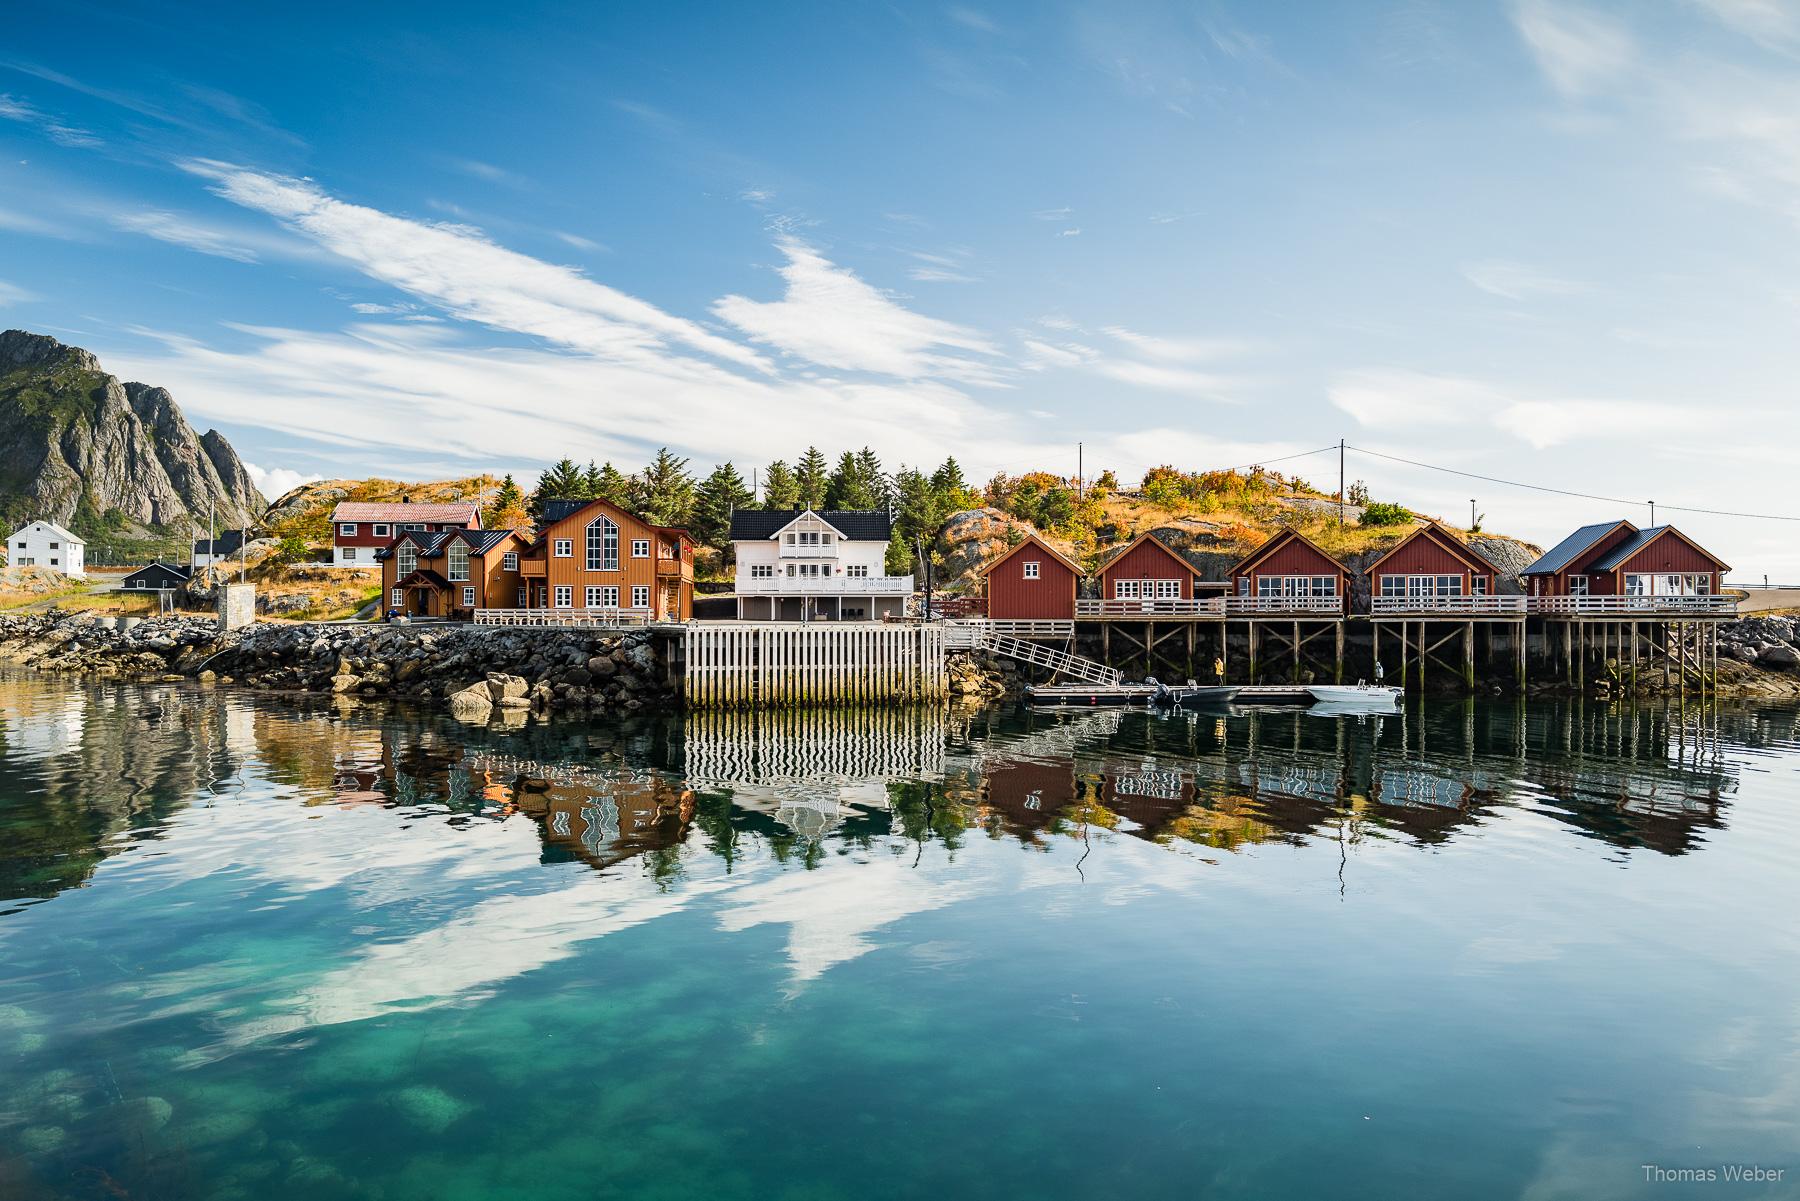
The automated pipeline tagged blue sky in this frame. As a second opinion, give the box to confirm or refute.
[2,0,1798,573]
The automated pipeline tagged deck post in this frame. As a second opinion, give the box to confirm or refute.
[1515,620,1526,691]
[1292,619,1301,682]
[1248,620,1260,683]
[1562,621,1572,685]
[1221,621,1230,684]
[1185,622,1195,681]
[1372,620,1380,686]
[1464,621,1475,692]
[1335,622,1345,684]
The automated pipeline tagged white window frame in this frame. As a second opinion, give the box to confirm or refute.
[461,586,475,606]
[1115,579,1139,599]
[342,546,357,562]
[371,523,390,538]
[749,564,774,578]
[586,586,605,608]
[554,539,573,558]
[1568,575,1589,597]
[631,584,650,609]
[553,585,573,608]
[517,585,528,607]
[1023,560,1040,580]
[1156,579,1181,599]
[391,588,403,608]
[502,552,518,572]
[446,541,470,583]
[396,542,417,578]
[339,522,357,537]
[587,517,619,571]
[847,564,869,578]
[632,538,650,559]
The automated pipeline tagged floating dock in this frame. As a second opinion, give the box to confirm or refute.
[1027,683,1313,708]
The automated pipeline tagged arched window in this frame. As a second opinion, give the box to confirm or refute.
[587,516,618,571]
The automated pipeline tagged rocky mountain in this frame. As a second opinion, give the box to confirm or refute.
[0,329,265,536]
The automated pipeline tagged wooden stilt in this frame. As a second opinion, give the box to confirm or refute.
[1464,621,1475,693]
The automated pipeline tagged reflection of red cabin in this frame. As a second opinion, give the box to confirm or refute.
[1520,521,1729,597]
[981,757,1077,840]
[1366,522,1500,600]
[1229,529,1347,602]
[981,532,1083,620]
[1095,532,1200,603]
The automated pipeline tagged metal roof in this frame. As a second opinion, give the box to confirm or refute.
[729,508,893,541]
[330,501,479,523]
[1519,521,1629,575]
[192,530,246,555]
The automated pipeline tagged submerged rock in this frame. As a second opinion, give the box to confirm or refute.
[388,1084,470,1134]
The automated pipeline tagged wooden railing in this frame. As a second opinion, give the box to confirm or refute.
[474,607,660,628]
[1077,597,1222,617]
[1527,595,1737,615]
[942,619,1074,647]
[1224,595,1344,615]
[1371,595,1528,615]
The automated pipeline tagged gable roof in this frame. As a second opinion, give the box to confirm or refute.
[443,527,521,554]
[123,561,191,583]
[1520,520,1633,576]
[1591,525,1731,573]
[373,529,453,560]
[532,495,665,538]
[1093,531,1199,578]
[1230,528,1347,577]
[729,508,893,541]
[540,498,590,524]
[193,530,246,555]
[1365,521,1501,575]
[9,520,84,545]
[331,501,480,524]
[979,531,1085,578]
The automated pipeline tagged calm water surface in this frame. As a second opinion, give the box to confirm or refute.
[1,674,1797,1200]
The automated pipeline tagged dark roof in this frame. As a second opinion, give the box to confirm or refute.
[374,530,452,560]
[1520,521,1629,576]
[192,530,245,555]
[728,509,893,541]
[464,529,519,553]
[1587,526,1730,572]
[123,561,191,585]
[396,568,451,589]
[540,498,589,523]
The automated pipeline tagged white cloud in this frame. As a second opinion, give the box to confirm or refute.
[1092,358,1239,396]
[1032,206,1072,220]
[1689,0,1800,48]
[111,210,262,262]
[947,6,1000,34]
[1510,0,1635,97]
[907,249,979,283]
[712,236,1003,379]
[243,460,322,497]
[1460,259,1593,300]
[553,230,605,252]
[0,91,102,148]
[1491,397,1705,449]
[1102,326,1260,361]
[1057,227,1082,237]
[448,158,518,184]
[0,280,34,305]
[185,161,771,372]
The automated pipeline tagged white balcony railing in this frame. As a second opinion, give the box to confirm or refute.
[1527,595,1737,615]
[1076,597,1224,617]
[474,607,658,627]
[1371,595,1528,615]
[1224,594,1344,615]
[777,546,841,558]
[736,574,913,595]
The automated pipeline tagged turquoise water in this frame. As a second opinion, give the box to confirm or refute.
[1,676,1797,1200]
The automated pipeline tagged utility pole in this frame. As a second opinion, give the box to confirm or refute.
[1338,439,1346,525]
[1470,499,1477,530]
[1649,501,1656,526]
[1077,442,1084,498]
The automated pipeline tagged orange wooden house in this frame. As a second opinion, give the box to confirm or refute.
[514,498,694,621]
[377,527,531,619]
[981,532,1084,621]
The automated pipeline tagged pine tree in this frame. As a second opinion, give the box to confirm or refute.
[484,474,529,530]
[692,462,754,548]
[855,447,890,507]
[636,447,696,527]
[795,446,829,510]
[931,457,967,496]
[528,458,584,521]
[762,460,800,510]
[593,462,634,508]
[825,450,882,510]
[581,461,604,499]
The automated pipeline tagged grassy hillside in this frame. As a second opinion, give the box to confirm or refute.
[264,476,501,546]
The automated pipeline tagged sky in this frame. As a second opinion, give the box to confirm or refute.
[2,0,1798,575]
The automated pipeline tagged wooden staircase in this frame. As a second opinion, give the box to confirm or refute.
[973,630,1123,686]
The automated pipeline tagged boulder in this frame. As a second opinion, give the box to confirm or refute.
[330,673,361,693]
[1758,644,1800,670]
[448,684,494,721]
[485,672,528,702]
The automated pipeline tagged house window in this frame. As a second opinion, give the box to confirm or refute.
[517,585,528,607]
[342,547,357,561]
[632,539,650,558]
[586,586,605,608]
[48,542,58,550]
[631,585,650,609]
[447,541,469,582]
[372,524,390,537]
[1472,577,1489,595]
[1115,580,1139,599]
[603,586,620,608]
[502,552,518,572]
[401,523,425,531]
[554,585,573,608]
[396,542,417,578]
[1156,579,1181,599]
[1023,560,1040,579]
[749,564,774,578]
[847,565,869,578]
[554,539,573,558]
[339,523,357,537]
[391,588,403,608]
[586,517,619,571]
[462,586,475,606]
[1569,575,1589,596]
[48,559,57,567]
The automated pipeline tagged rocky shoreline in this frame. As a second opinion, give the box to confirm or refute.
[0,613,678,719]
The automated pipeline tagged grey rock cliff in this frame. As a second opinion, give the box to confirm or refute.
[0,329,265,532]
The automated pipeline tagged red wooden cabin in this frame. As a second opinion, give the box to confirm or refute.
[1520,521,1728,599]
[1229,529,1347,611]
[981,532,1083,621]
[1366,522,1501,606]
[1095,532,1200,606]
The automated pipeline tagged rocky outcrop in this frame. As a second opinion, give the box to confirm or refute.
[0,613,676,717]
[935,508,1075,593]
[0,329,264,533]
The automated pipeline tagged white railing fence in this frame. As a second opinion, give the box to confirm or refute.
[1371,595,1528,615]
[1526,595,1736,615]
[475,607,658,628]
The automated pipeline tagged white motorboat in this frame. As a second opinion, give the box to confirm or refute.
[1306,683,1403,708]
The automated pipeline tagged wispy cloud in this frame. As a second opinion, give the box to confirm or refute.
[1103,326,1261,361]
[1032,206,1072,220]
[188,160,770,371]
[553,230,607,253]
[0,91,102,148]
[1509,0,1636,97]
[947,6,1000,35]
[0,279,35,305]
[906,249,979,283]
[1460,259,1593,300]
[1057,227,1081,237]
[1688,0,1800,49]
[713,236,1002,379]
[448,158,520,185]
[111,209,262,262]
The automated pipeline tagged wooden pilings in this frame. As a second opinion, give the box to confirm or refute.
[683,622,946,709]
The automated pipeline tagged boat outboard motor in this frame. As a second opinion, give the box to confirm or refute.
[1145,676,1173,707]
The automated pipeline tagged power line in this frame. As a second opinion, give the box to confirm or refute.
[1346,444,1800,523]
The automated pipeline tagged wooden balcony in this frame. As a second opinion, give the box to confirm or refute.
[518,558,547,578]
[656,555,690,579]
[1223,595,1343,616]
[1527,595,1736,616]
[1077,597,1222,618]
[1371,596,1527,616]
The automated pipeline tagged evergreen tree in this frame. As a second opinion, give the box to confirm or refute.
[528,458,584,521]
[795,445,830,510]
[931,457,967,496]
[484,474,529,530]
[855,446,890,507]
[825,450,882,510]
[581,460,605,499]
[636,447,696,527]
[762,460,800,510]
[692,462,754,548]
[593,461,634,508]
